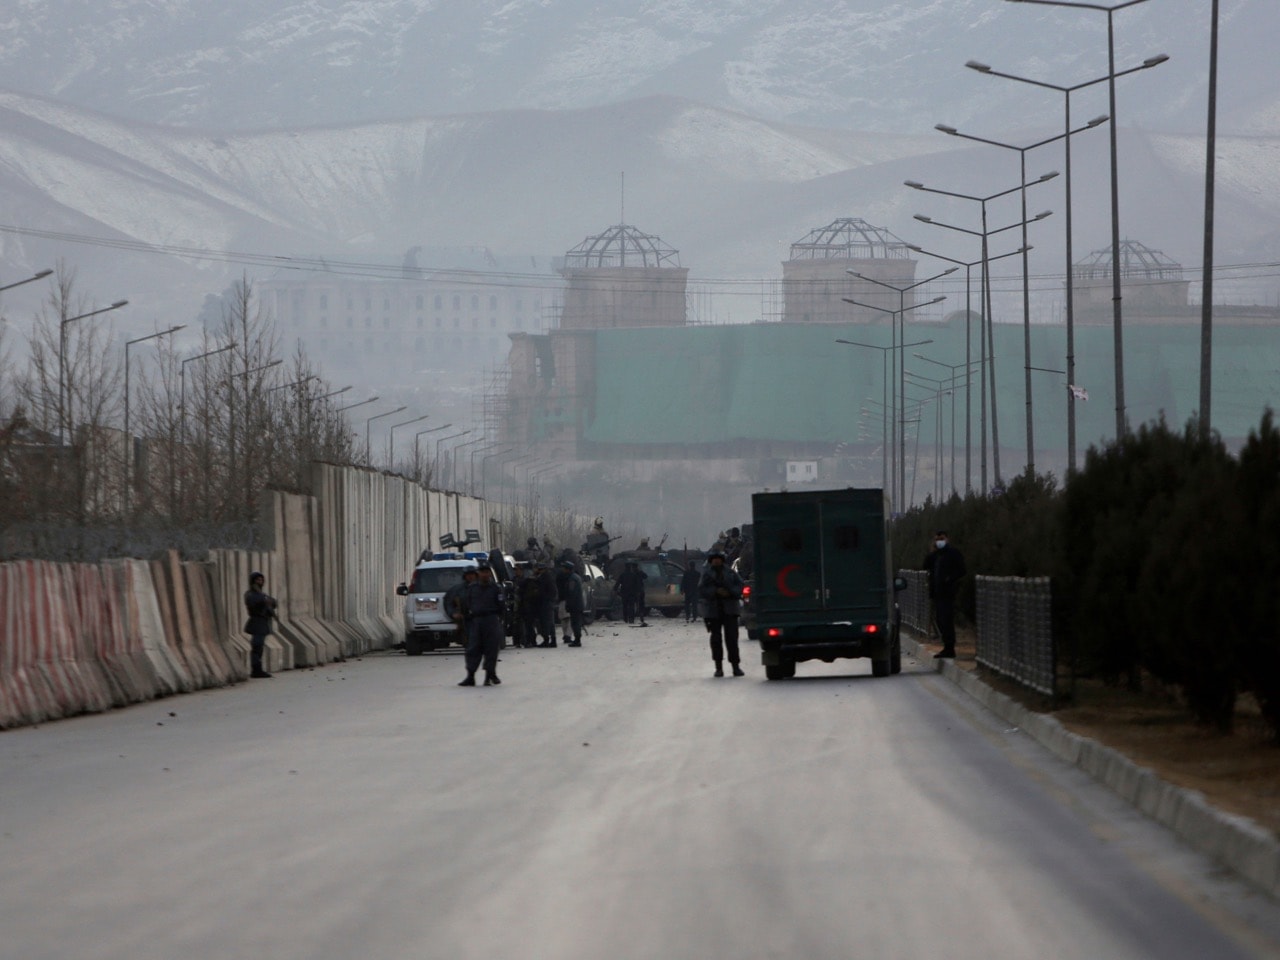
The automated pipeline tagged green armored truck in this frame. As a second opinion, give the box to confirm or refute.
[751,488,905,680]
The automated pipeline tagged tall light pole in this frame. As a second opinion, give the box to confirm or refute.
[412,423,452,483]
[966,53,1166,470]
[0,269,52,294]
[914,208,1052,491]
[452,435,487,491]
[388,414,430,469]
[914,353,982,498]
[835,336,935,501]
[906,240,1032,493]
[905,369,950,502]
[1200,0,1220,437]
[435,429,472,489]
[1006,0,1157,440]
[60,299,128,445]
[845,268,953,509]
[365,405,407,466]
[124,324,184,515]
[935,118,1106,476]
[178,342,234,514]
[476,444,514,498]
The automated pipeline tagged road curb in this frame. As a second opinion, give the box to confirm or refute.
[905,635,1280,901]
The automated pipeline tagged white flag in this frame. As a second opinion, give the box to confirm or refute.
[1069,384,1089,402]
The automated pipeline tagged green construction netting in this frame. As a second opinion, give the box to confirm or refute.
[583,318,1280,448]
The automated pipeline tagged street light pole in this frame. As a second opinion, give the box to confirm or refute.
[365,406,407,466]
[178,342,234,515]
[913,353,982,498]
[835,336,935,502]
[906,241,1031,494]
[847,268,953,509]
[411,423,452,483]
[913,207,1052,491]
[966,52,1167,470]
[1006,0,1157,441]
[59,299,128,445]
[935,118,1106,476]
[124,324,184,516]
[434,429,471,489]
[388,414,430,469]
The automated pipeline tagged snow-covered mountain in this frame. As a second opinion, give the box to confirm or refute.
[0,1,1276,348]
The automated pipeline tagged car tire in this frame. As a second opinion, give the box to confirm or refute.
[890,628,902,675]
[765,661,795,681]
[404,635,424,657]
[871,653,891,677]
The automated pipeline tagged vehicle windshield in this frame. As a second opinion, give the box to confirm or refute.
[410,568,466,593]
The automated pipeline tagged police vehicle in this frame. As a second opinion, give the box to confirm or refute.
[395,529,505,655]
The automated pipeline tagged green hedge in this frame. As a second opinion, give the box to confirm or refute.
[891,411,1280,737]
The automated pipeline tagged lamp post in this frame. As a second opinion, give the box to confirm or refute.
[452,435,487,491]
[913,208,1052,491]
[966,53,1166,470]
[434,429,471,489]
[486,451,534,502]
[935,118,1106,476]
[124,324,184,515]
[364,406,407,466]
[835,336,935,501]
[913,353,982,498]
[388,414,430,469]
[59,299,128,445]
[178,342,234,514]
[337,395,379,413]
[844,268,953,510]
[0,269,52,294]
[905,369,951,502]
[411,423,452,483]
[1201,0,1220,437]
[1005,0,1157,440]
[477,445,515,499]
[905,241,1032,493]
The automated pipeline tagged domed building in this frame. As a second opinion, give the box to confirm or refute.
[782,218,919,324]
[558,223,688,330]
[1072,239,1192,321]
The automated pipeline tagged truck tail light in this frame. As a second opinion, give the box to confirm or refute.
[766,627,782,638]
[861,624,878,634]
[742,584,752,599]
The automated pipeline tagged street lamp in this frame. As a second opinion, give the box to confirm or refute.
[411,423,452,483]
[178,342,234,512]
[906,242,1030,493]
[966,52,1166,469]
[124,324,184,515]
[434,429,472,489]
[476,444,514,498]
[905,370,952,502]
[935,118,1106,475]
[835,336,935,500]
[484,449,533,502]
[320,385,352,401]
[60,299,128,444]
[388,414,430,468]
[365,406,407,465]
[337,395,379,412]
[0,268,52,294]
[913,206,1053,490]
[844,268,952,510]
[452,435,487,491]
[1005,0,1159,440]
[913,353,983,498]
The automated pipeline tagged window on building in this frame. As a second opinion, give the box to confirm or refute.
[453,295,461,310]
[471,294,479,310]
[435,317,442,328]
[415,295,424,310]
[434,294,442,310]
[489,295,497,310]
[319,294,328,310]
[489,317,497,329]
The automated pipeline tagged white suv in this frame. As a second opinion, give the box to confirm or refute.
[395,552,488,655]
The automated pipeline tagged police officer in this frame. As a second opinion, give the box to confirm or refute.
[583,516,612,565]
[699,549,745,677]
[459,562,506,686]
[243,571,277,678]
[559,559,586,646]
[444,565,478,648]
[616,558,648,624]
[535,560,559,647]
[513,562,541,648]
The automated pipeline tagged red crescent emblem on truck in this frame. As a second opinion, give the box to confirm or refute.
[777,564,801,598]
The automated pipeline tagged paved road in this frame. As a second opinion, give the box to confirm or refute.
[3,620,1280,960]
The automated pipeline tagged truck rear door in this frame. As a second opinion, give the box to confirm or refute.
[753,491,887,622]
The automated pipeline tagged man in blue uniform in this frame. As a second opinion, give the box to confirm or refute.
[459,562,506,686]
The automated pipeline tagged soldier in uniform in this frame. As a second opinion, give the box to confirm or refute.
[699,549,745,677]
[459,562,506,686]
[583,516,613,566]
[559,559,586,646]
[615,558,648,624]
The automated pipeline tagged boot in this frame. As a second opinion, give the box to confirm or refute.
[458,673,476,686]
[934,648,955,659]
[714,661,724,677]
[484,672,501,686]
[731,663,744,677]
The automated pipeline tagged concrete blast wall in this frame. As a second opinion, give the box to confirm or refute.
[0,463,489,728]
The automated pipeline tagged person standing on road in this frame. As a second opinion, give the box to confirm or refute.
[535,560,559,647]
[699,549,745,677]
[513,563,541,648]
[616,559,648,624]
[680,560,701,623]
[926,530,966,659]
[559,560,586,646]
[459,562,506,686]
[444,565,479,648]
[243,571,277,679]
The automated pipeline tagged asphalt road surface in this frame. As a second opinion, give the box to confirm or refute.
[4,619,1280,960]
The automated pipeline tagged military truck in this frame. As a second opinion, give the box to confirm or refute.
[751,488,905,680]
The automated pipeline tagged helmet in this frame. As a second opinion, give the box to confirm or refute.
[593,516,604,528]
[560,559,575,569]
[707,549,726,562]
[249,570,264,583]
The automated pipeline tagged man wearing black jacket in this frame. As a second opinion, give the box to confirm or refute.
[243,571,277,679]
[925,530,967,659]
[698,550,745,677]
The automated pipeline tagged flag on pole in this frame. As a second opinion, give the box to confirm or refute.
[1068,384,1089,402]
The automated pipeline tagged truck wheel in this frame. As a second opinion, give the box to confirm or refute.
[404,635,424,657]
[765,661,795,681]
[890,630,902,675]
[871,654,891,677]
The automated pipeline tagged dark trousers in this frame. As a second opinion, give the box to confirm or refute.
[538,603,556,643]
[935,593,957,653]
[706,616,740,665]
[249,632,269,674]
[622,594,642,622]
[519,615,538,647]
[684,594,697,621]
[465,614,503,676]
[565,606,584,641]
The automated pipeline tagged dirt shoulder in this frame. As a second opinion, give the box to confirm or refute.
[918,628,1280,839]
